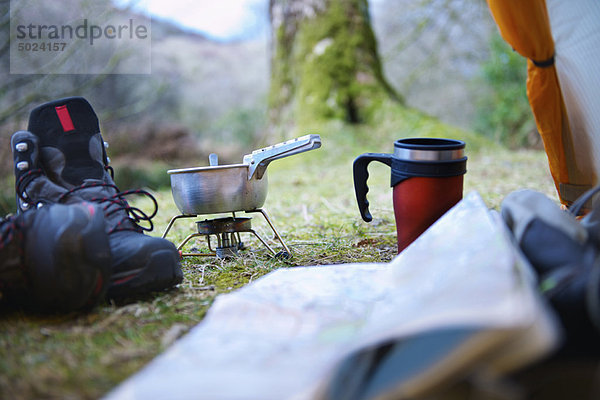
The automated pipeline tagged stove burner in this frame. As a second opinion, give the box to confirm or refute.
[162,209,291,259]
[196,217,252,235]
[196,217,251,258]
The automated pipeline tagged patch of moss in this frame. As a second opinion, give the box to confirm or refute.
[297,0,397,124]
[269,0,400,130]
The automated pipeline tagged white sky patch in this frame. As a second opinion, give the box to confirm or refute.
[113,0,266,40]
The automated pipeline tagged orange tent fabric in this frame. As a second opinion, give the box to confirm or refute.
[486,0,583,206]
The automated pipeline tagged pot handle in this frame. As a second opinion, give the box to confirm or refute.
[353,153,393,222]
[243,134,321,180]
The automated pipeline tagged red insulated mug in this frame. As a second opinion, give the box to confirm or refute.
[353,138,467,253]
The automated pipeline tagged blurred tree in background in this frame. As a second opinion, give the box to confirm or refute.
[268,0,400,134]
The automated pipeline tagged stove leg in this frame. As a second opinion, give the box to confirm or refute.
[248,229,276,255]
[229,212,245,250]
[248,208,292,257]
[178,232,215,257]
[162,214,197,239]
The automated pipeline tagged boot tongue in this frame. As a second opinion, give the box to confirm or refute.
[28,97,107,186]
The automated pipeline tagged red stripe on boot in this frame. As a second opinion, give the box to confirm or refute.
[55,105,75,132]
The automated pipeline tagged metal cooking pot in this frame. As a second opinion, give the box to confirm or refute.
[168,134,321,215]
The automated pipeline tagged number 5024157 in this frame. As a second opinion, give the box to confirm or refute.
[17,42,67,51]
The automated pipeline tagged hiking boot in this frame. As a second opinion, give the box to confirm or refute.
[501,189,600,356]
[17,97,183,299]
[0,202,110,312]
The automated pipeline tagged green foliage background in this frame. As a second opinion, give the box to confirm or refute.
[473,33,536,148]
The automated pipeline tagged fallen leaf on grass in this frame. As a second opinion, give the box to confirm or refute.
[353,238,378,248]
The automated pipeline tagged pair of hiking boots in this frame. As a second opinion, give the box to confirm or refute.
[0,97,182,312]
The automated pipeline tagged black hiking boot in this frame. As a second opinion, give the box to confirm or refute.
[16,97,183,299]
[502,189,600,356]
[0,202,110,312]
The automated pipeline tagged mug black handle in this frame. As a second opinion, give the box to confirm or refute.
[353,153,393,222]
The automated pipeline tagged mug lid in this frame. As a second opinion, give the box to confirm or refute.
[394,138,465,161]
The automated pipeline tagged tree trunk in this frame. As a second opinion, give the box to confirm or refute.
[268,0,400,131]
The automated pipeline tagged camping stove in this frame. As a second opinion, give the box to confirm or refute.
[162,209,291,259]
[162,135,321,260]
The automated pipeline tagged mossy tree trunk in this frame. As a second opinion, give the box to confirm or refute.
[268,0,401,132]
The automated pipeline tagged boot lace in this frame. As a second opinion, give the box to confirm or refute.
[57,182,159,234]
[15,168,44,203]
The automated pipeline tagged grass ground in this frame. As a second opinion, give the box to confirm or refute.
[0,114,558,399]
